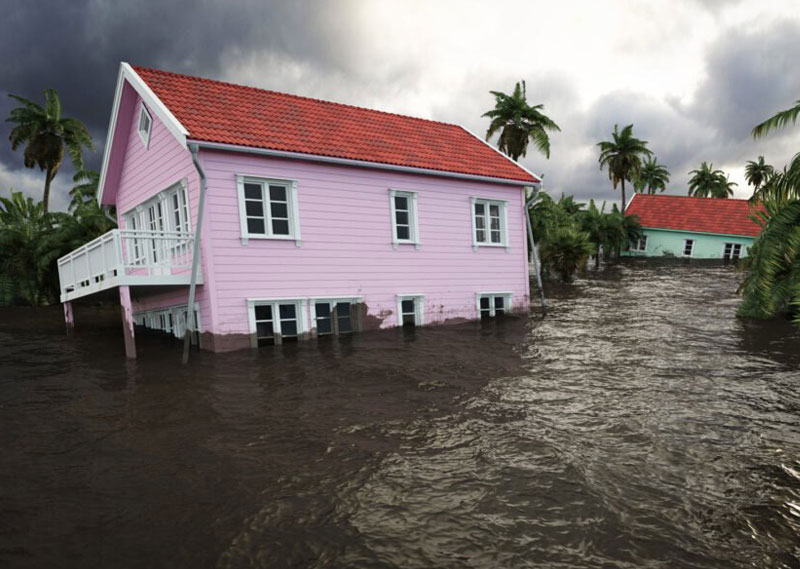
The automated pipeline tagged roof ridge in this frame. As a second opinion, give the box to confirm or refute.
[633,193,751,203]
[131,65,462,130]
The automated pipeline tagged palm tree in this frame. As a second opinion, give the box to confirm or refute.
[483,81,560,161]
[634,156,670,194]
[688,162,736,198]
[68,169,100,213]
[539,225,593,283]
[744,156,775,192]
[597,124,652,214]
[7,89,93,211]
[752,99,800,139]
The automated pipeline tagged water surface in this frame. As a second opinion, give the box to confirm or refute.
[1,260,799,568]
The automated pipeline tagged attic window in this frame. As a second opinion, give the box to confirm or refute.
[138,105,152,148]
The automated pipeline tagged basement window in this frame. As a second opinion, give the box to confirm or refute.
[138,105,152,148]
[396,295,424,327]
[477,293,512,319]
[723,242,742,260]
[312,297,361,336]
[631,235,647,252]
[248,299,307,346]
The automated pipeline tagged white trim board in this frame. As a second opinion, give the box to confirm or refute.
[98,62,190,205]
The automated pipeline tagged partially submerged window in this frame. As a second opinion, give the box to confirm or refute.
[313,298,360,336]
[389,190,419,247]
[683,239,694,257]
[723,242,742,261]
[249,299,306,346]
[133,304,199,343]
[631,235,647,252]
[471,198,508,249]
[138,105,152,148]
[396,295,424,327]
[477,293,512,319]
[237,176,301,245]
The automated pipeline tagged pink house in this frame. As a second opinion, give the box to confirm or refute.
[57,63,541,357]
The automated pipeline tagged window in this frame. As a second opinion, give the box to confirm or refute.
[312,297,360,336]
[389,190,419,247]
[123,181,191,266]
[133,304,200,341]
[683,239,694,257]
[723,242,742,261]
[631,235,647,252]
[471,198,508,249]
[248,299,307,346]
[138,105,152,148]
[236,176,301,245]
[396,295,424,327]
[477,293,512,319]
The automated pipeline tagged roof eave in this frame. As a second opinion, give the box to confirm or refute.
[97,62,190,205]
[190,140,537,186]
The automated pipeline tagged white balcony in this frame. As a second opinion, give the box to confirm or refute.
[57,229,202,302]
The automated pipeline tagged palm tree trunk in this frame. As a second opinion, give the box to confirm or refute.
[621,179,627,215]
[42,167,54,212]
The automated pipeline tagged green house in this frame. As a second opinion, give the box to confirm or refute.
[623,194,761,259]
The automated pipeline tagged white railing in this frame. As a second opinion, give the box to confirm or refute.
[57,229,196,301]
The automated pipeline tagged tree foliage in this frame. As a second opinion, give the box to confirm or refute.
[687,162,737,198]
[744,156,775,193]
[597,124,652,213]
[483,81,560,161]
[6,89,93,211]
[634,156,670,194]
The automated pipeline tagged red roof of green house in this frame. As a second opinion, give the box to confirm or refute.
[131,66,538,184]
[626,194,762,237]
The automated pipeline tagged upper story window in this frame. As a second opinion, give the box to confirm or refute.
[137,105,152,148]
[236,175,301,246]
[683,239,694,257]
[471,198,508,250]
[389,189,420,248]
[122,181,191,265]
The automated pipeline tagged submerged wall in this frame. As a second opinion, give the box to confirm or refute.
[627,229,754,259]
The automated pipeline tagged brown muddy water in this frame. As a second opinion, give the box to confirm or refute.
[1,260,799,569]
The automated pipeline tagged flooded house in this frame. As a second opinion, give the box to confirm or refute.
[57,63,540,357]
[623,194,761,259]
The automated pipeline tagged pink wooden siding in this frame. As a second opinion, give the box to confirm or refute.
[113,94,217,330]
[197,149,530,338]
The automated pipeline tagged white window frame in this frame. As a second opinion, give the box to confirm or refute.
[389,189,420,249]
[396,294,425,327]
[137,105,152,149]
[631,235,648,252]
[682,239,694,257]
[236,175,301,247]
[470,197,509,251]
[476,292,513,318]
[133,302,201,340]
[722,242,742,260]
[246,298,308,347]
[309,296,362,336]
[122,180,190,234]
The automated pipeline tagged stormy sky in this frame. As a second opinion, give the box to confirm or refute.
[2,0,800,211]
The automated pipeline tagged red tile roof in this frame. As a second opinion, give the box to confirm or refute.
[132,66,538,184]
[626,194,762,237]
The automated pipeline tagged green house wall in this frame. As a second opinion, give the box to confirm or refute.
[624,228,755,258]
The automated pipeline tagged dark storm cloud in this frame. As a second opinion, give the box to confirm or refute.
[691,20,800,142]
[0,0,356,170]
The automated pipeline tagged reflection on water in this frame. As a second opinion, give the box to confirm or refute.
[1,260,799,568]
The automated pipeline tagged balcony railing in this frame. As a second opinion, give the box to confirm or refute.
[57,229,200,302]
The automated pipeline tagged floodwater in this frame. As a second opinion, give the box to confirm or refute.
[1,260,799,569]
